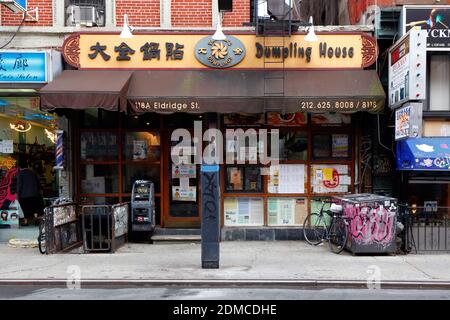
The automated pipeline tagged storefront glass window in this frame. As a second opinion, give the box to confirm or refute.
[267,197,307,226]
[123,131,161,161]
[429,55,450,112]
[312,133,350,159]
[80,131,118,161]
[310,164,351,193]
[81,109,118,128]
[278,131,308,161]
[122,164,160,194]
[80,164,119,194]
[124,113,161,129]
[80,197,119,205]
[225,166,263,193]
[268,164,306,194]
[224,197,264,226]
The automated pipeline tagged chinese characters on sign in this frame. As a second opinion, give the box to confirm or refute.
[89,41,185,62]
[0,52,47,83]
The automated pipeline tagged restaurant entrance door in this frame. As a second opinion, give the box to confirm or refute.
[163,124,201,228]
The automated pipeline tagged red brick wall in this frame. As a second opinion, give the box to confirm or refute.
[0,0,53,26]
[171,0,212,27]
[222,0,250,27]
[116,0,160,27]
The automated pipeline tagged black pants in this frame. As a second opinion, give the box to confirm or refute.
[19,196,44,219]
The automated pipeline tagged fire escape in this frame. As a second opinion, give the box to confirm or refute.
[255,0,299,112]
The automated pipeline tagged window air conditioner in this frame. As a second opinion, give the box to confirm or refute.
[66,5,104,27]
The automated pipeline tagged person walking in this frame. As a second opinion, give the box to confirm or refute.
[16,160,44,226]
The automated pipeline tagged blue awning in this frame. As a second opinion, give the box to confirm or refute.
[396,138,450,171]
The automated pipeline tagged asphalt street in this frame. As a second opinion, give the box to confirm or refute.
[1,286,450,300]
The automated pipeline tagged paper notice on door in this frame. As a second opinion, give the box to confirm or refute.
[172,186,196,202]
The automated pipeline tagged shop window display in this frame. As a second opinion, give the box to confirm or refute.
[81,109,118,128]
[81,164,119,194]
[224,197,264,226]
[80,131,118,161]
[278,131,308,161]
[122,164,160,193]
[268,164,306,194]
[267,197,307,226]
[311,164,351,194]
[225,166,263,193]
[123,132,160,162]
[312,133,350,159]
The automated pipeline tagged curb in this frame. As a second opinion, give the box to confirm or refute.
[1,279,450,289]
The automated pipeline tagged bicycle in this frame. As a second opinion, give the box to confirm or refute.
[303,200,349,254]
[37,209,48,254]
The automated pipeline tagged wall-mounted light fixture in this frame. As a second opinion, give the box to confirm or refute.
[305,16,318,42]
[120,14,134,38]
[212,13,226,41]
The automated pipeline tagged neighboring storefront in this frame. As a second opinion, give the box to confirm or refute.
[0,50,62,229]
[39,31,384,237]
[391,5,450,211]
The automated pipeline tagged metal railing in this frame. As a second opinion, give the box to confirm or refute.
[80,203,129,253]
[399,205,450,253]
[43,202,81,254]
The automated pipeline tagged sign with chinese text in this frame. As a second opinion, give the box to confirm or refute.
[194,35,246,68]
[0,51,47,83]
[62,32,377,70]
[403,5,450,51]
[388,28,427,109]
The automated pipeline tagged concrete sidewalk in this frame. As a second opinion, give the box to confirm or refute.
[0,241,449,285]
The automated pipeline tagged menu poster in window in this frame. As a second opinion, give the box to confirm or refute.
[268,166,280,193]
[268,198,307,225]
[172,186,196,202]
[133,140,147,160]
[332,134,349,158]
[267,112,307,126]
[277,164,305,194]
[81,177,106,194]
[224,198,263,226]
[172,164,196,178]
[312,165,350,193]
[224,198,238,225]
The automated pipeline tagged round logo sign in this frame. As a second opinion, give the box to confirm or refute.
[194,36,246,69]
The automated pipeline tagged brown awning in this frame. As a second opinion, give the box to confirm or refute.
[40,70,132,112]
[127,70,385,114]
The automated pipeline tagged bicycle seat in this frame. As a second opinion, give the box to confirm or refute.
[330,203,343,213]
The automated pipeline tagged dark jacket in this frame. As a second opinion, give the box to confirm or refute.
[16,168,41,199]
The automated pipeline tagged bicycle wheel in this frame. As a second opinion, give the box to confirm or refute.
[38,222,47,254]
[328,217,348,254]
[303,213,326,246]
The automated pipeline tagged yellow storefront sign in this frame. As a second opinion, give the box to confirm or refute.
[63,32,377,70]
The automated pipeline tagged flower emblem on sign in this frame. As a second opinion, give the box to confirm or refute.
[211,42,228,59]
[194,36,246,68]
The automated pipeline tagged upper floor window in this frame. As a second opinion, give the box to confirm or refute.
[429,54,450,112]
[65,0,106,27]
